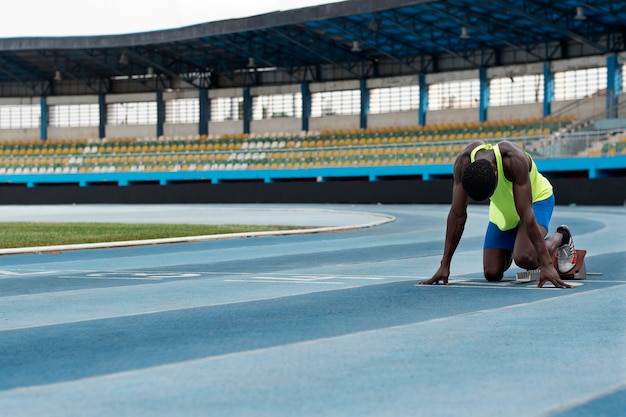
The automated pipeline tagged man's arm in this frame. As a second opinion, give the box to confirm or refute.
[420,150,471,285]
[504,145,573,288]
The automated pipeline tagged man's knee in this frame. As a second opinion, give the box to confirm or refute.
[513,252,539,270]
[483,267,504,282]
[482,249,511,282]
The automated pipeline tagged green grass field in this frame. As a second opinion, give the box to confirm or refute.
[0,223,301,249]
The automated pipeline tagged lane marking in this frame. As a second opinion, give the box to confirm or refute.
[59,272,202,281]
[0,269,60,278]
[224,273,399,285]
[414,278,614,289]
[533,382,626,417]
[224,279,343,285]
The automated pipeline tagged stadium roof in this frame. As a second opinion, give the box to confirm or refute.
[1,0,625,95]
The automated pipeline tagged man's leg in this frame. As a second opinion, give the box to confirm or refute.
[512,194,562,269]
[512,223,564,269]
[512,223,546,269]
[483,222,515,281]
[483,248,513,281]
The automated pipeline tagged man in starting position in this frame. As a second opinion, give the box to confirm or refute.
[420,140,577,288]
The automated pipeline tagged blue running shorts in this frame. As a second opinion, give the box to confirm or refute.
[483,194,555,251]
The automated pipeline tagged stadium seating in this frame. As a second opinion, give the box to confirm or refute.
[0,117,575,174]
[599,133,626,156]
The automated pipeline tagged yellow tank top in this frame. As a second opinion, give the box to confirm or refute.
[470,143,553,231]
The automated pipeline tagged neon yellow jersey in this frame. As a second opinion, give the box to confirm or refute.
[470,143,553,231]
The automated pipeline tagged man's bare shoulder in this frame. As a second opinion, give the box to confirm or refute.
[498,141,531,179]
[497,140,526,157]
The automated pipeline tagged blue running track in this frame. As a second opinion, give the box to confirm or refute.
[0,204,624,417]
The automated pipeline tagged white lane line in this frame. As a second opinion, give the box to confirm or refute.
[0,270,60,279]
[224,279,344,285]
[59,272,203,281]
[418,280,587,290]
[532,382,626,417]
[224,273,403,284]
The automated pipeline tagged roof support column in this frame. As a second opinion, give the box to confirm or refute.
[199,88,209,136]
[301,82,311,132]
[419,73,428,126]
[156,91,165,138]
[606,54,622,119]
[98,94,106,139]
[243,87,252,134]
[543,62,554,117]
[40,97,48,141]
[360,78,369,130]
[479,68,489,123]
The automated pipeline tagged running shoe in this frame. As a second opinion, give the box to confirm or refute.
[556,225,577,274]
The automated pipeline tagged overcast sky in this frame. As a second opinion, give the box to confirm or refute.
[0,0,342,37]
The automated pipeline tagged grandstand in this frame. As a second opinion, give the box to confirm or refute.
[0,0,624,204]
[0,117,568,173]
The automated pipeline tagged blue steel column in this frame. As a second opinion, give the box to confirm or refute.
[360,78,369,129]
[419,73,428,126]
[479,68,489,122]
[243,87,252,134]
[156,91,165,138]
[301,82,311,132]
[199,88,209,136]
[606,54,622,119]
[40,97,48,141]
[98,94,106,139]
[543,62,554,117]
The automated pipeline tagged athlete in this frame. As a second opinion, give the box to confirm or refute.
[420,140,577,288]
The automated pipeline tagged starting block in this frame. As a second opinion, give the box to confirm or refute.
[515,269,541,283]
[515,249,587,283]
[555,249,587,280]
